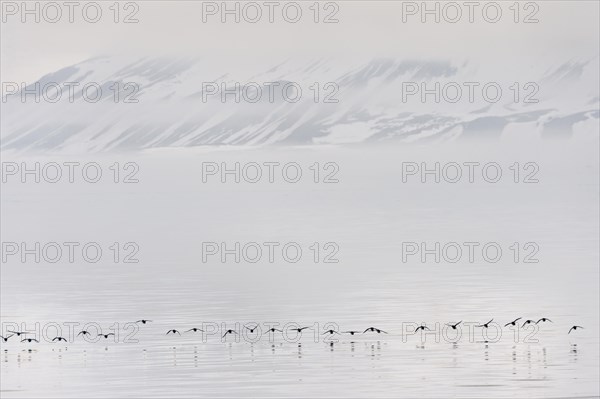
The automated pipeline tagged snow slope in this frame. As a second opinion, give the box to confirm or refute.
[1,56,598,152]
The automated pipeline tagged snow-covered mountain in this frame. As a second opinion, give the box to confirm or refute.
[1,56,598,152]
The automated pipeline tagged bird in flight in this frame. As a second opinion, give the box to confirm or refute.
[504,317,522,327]
[568,326,584,334]
[185,328,204,333]
[7,331,29,337]
[477,319,494,328]
[136,320,152,324]
[289,327,311,333]
[446,321,462,330]
[21,338,38,343]
[166,330,181,335]
[222,329,237,338]
[266,328,283,333]
[77,331,92,337]
[322,329,340,335]
[98,333,115,339]
[0,334,14,342]
[343,330,361,335]
[522,320,536,327]
[363,327,387,334]
[245,325,259,333]
[52,337,67,342]
[415,325,430,332]
[536,318,552,324]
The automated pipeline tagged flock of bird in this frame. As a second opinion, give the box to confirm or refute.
[0,331,116,343]
[165,326,390,337]
[0,318,585,343]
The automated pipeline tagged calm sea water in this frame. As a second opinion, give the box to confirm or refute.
[1,142,598,398]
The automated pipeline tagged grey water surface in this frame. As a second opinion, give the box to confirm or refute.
[1,142,598,398]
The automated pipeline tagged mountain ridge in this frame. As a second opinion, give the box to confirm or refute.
[1,56,598,152]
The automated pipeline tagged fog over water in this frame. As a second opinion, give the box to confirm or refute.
[1,1,599,397]
[1,141,598,398]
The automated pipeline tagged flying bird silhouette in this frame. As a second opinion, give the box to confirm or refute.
[52,337,67,342]
[77,331,92,337]
[98,333,115,339]
[290,327,311,333]
[536,318,552,324]
[568,326,584,334]
[322,329,340,335]
[135,320,153,324]
[522,320,536,327]
[477,319,494,328]
[222,329,237,338]
[266,328,283,333]
[7,331,30,337]
[0,334,14,342]
[446,321,462,330]
[363,327,387,334]
[415,325,430,332]
[343,330,361,335]
[185,328,204,333]
[166,330,181,335]
[245,325,259,333]
[21,338,38,343]
[504,317,522,327]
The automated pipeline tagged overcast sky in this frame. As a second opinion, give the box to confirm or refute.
[1,1,599,83]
